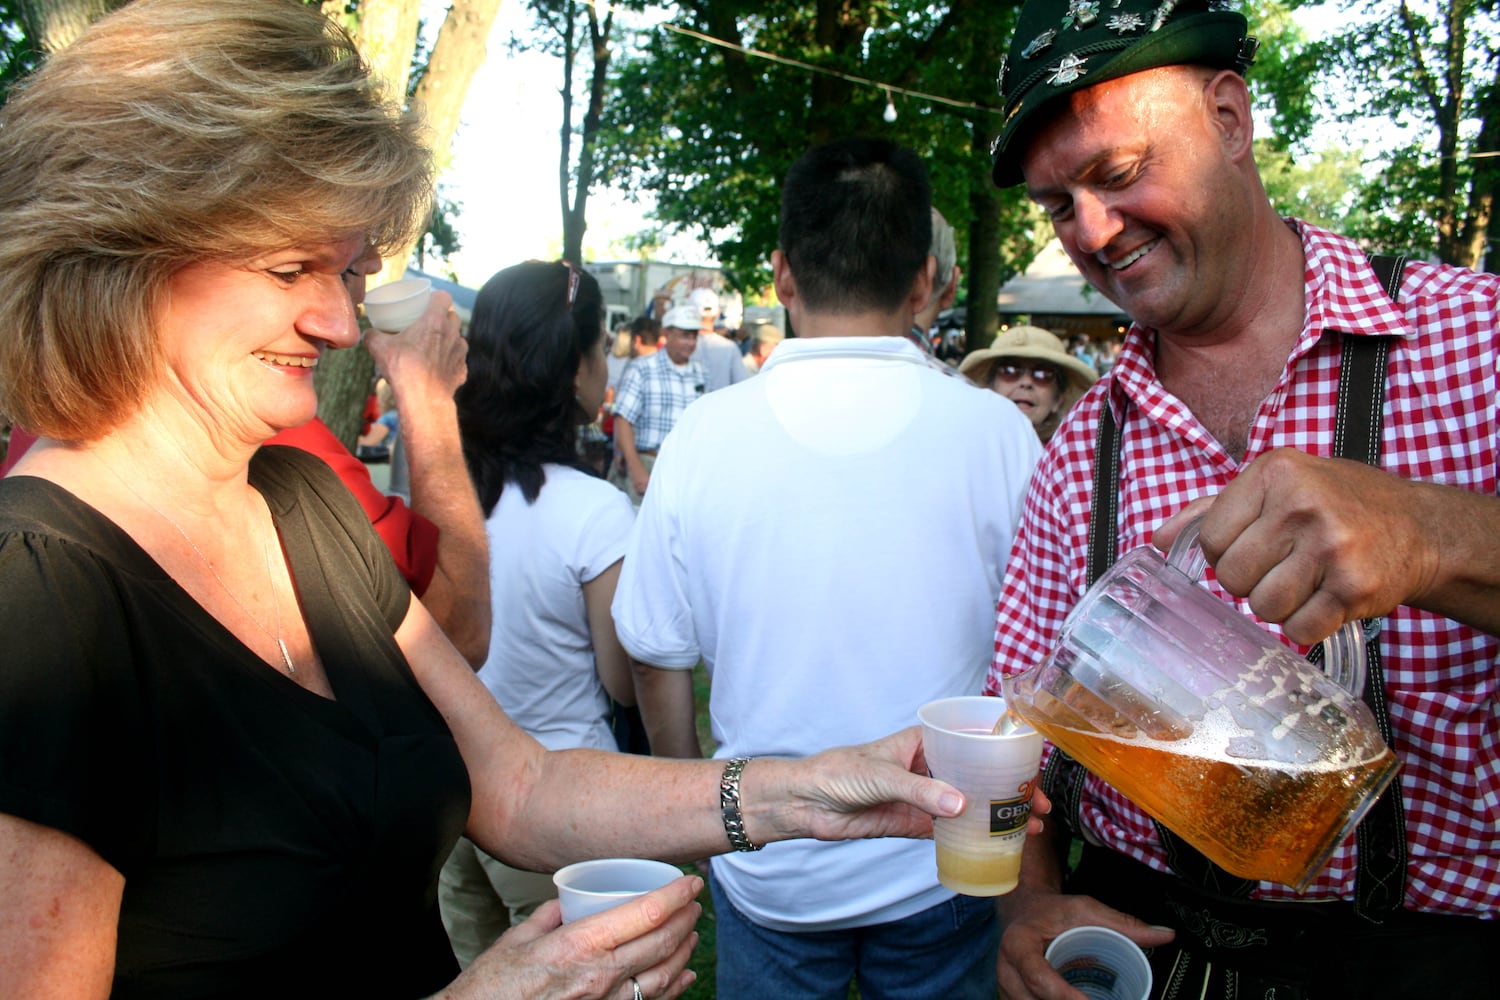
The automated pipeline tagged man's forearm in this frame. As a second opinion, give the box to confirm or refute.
[630,663,702,759]
[399,391,492,667]
[614,418,646,476]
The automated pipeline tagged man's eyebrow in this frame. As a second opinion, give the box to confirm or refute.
[1026,148,1134,199]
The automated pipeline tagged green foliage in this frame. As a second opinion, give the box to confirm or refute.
[418,186,465,270]
[1258,140,1374,232]
[1345,148,1452,257]
[0,3,41,104]
[596,2,1031,293]
[596,0,1327,327]
[1243,1,1324,152]
[1302,0,1500,263]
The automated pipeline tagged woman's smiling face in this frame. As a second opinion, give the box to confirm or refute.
[154,234,366,444]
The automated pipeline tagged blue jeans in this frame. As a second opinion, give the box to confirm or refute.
[711,878,999,1000]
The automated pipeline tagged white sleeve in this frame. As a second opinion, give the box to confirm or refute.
[610,429,702,669]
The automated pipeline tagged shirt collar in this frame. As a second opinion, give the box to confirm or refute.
[1104,218,1415,420]
[759,336,930,374]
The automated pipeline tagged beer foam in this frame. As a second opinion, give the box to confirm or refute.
[1217,647,1364,744]
[1063,704,1390,772]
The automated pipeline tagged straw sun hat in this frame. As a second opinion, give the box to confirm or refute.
[959,325,1100,392]
[960,325,1100,441]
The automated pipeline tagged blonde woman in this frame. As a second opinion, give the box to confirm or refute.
[0,2,1001,996]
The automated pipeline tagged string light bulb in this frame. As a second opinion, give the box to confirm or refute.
[883,89,898,123]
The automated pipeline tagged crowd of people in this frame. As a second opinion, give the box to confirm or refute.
[1,1,1496,999]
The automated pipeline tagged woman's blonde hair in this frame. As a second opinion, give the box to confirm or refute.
[611,328,634,359]
[0,0,435,441]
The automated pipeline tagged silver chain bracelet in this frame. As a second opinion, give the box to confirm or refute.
[719,756,761,852]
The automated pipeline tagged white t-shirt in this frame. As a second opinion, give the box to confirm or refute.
[613,336,1041,931]
[479,465,636,752]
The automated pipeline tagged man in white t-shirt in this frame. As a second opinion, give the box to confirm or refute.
[612,136,1041,1000]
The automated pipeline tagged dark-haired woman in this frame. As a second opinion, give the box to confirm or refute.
[442,260,638,966]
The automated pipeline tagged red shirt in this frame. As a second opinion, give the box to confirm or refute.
[2,421,438,596]
[265,421,438,596]
[985,222,1500,916]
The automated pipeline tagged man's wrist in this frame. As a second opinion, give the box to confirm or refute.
[719,757,763,852]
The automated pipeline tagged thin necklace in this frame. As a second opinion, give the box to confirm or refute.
[93,454,296,676]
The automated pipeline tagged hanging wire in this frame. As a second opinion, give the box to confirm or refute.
[578,0,1002,116]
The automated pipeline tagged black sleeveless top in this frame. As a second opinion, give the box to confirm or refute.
[0,446,470,998]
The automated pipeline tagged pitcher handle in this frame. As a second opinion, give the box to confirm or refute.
[1165,516,1366,697]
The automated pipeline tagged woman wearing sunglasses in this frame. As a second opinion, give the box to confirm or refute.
[960,325,1099,443]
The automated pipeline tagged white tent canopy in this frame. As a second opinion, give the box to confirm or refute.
[997,239,1127,319]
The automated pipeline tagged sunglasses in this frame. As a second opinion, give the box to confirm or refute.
[527,258,582,307]
[993,363,1059,386]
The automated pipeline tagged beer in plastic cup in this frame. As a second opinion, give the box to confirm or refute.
[918,695,1042,896]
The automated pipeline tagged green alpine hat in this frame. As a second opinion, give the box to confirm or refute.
[991,0,1258,187]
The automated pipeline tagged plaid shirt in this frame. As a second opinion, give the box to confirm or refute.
[985,221,1500,915]
[611,350,706,452]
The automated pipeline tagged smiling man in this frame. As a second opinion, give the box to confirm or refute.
[983,2,1500,998]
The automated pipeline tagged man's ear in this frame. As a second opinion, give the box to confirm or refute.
[771,249,797,307]
[1206,68,1253,163]
[907,254,936,316]
[938,265,961,310]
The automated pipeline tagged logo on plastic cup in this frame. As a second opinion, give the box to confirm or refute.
[989,778,1034,836]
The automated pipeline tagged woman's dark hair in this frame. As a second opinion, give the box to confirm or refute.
[457,261,606,513]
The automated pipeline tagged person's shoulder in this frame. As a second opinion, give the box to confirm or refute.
[547,464,626,499]
[0,476,112,552]
[253,445,370,525]
[0,475,169,595]
[1401,257,1500,301]
[619,353,652,382]
[926,365,1014,409]
[266,417,340,449]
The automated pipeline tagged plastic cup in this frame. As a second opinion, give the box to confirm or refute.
[917,695,1042,896]
[363,277,432,333]
[1044,926,1153,1000]
[552,858,682,923]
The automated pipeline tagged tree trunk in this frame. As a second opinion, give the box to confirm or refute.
[315,0,425,447]
[965,130,1002,354]
[562,4,612,265]
[557,2,578,262]
[412,0,506,171]
[1458,45,1500,270]
[319,0,503,449]
[15,0,121,54]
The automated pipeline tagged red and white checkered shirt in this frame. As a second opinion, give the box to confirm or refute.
[985,221,1500,916]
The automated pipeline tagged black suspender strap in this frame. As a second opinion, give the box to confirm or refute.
[1085,400,1122,589]
[1054,252,1409,915]
[1038,399,1126,841]
[1337,253,1408,920]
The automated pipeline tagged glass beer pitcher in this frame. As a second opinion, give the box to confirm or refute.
[1001,519,1401,891]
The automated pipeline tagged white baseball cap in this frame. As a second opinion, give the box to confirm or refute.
[689,287,720,315]
[661,304,701,330]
